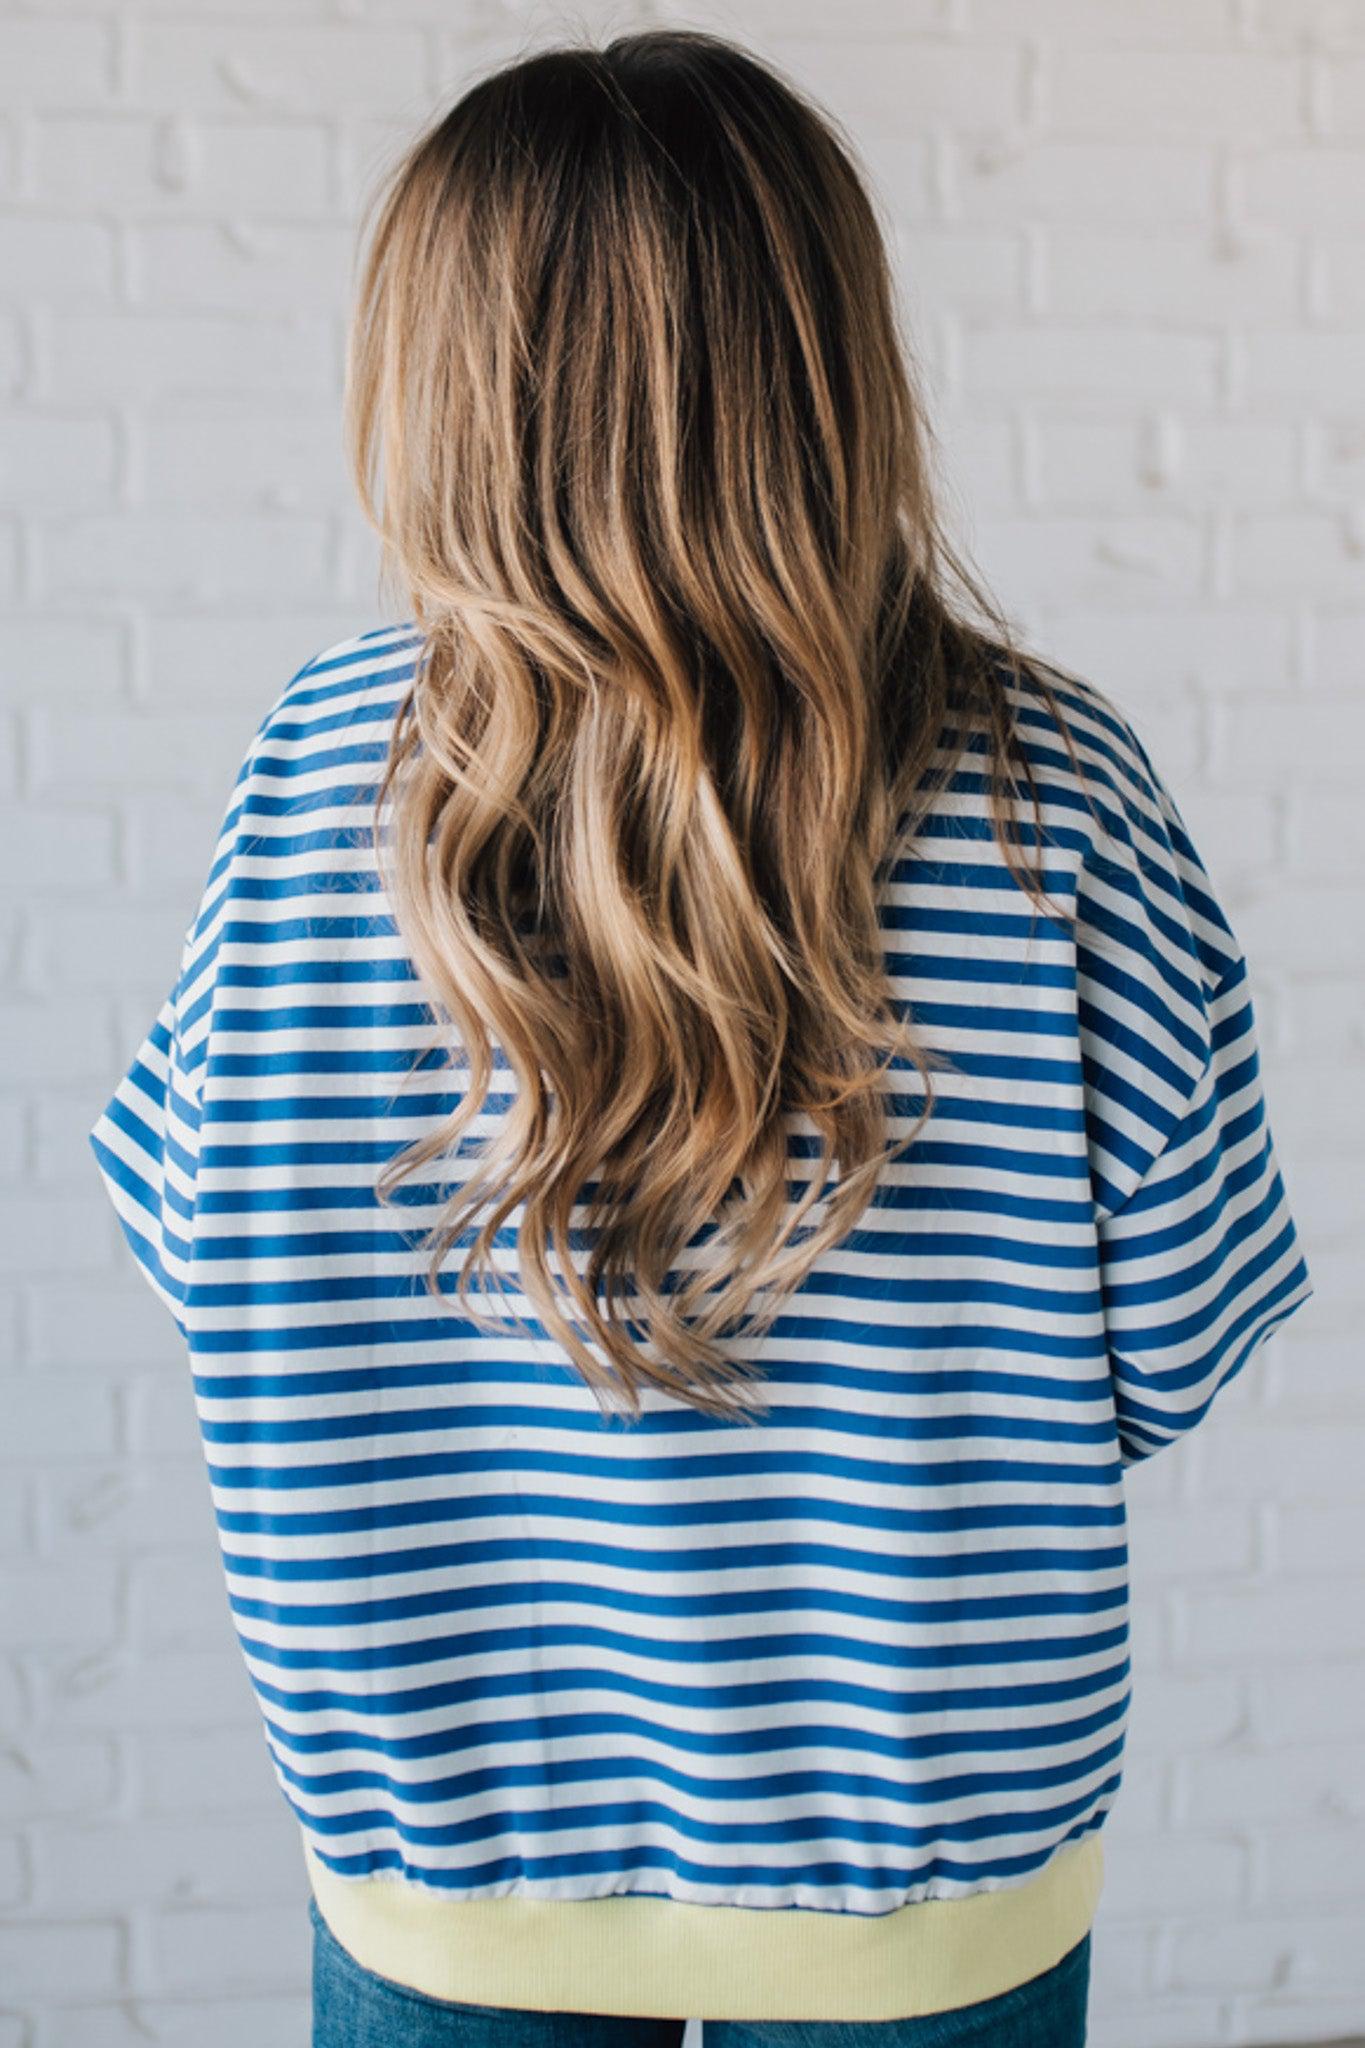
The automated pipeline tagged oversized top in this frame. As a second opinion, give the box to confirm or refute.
[88,622,1312,2019]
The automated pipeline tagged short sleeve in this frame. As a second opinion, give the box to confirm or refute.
[1099,954,1313,1468]
[87,652,305,1337]
[1074,700,1314,1467]
[88,967,204,1337]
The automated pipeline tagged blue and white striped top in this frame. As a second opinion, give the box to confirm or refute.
[90,622,1313,1923]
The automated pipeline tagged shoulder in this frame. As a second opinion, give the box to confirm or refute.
[175,622,422,992]
[1003,653,1169,847]
[249,620,424,769]
[1003,652,1244,1002]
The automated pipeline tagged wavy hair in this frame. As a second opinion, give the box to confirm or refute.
[344,27,1092,1426]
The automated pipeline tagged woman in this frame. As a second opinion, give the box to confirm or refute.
[89,28,1313,2047]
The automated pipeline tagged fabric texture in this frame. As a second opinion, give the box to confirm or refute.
[89,624,1312,2015]
[303,1829,1102,2022]
[310,1897,1093,2046]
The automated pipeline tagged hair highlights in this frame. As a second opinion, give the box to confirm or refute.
[344,28,1092,1425]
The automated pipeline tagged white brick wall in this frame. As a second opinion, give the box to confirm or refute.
[1,2,1358,2044]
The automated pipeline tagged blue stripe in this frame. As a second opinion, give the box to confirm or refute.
[86,624,1313,1914]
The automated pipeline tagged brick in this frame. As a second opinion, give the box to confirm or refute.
[1326,55,1365,135]
[1241,146,1365,229]
[37,1466,213,1556]
[1251,1663,1365,1745]
[142,1902,308,1996]
[26,1278,185,1370]
[0,518,20,601]
[130,1551,232,1649]
[1230,879,1364,971]
[1242,330,1365,403]
[1178,1583,1365,1662]
[1126,1502,1256,1581]
[335,114,425,213]
[136,221,355,315]
[124,798,236,893]
[1232,513,1365,600]
[742,40,1022,137]
[36,1645,256,1734]
[1253,1826,1363,1911]
[1,1379,119,1463]
[1210,690,1365,781]
[1085,1920,1150,2006]
[1171,1914,1364,1993]
[1272,1500,1365,1574]
[32,1814,301,1913]
[1105,1753,1164,1833]
[1263,1335,1365,1421]
[965,326,1220,400]
[1049,51,1304,141]
[1098,1831,1245,1917]
[0,807,116,892]
[0,1563,117,1651]
[130,25,429,115]
[893,228,1024,320]
[1315,236,1365,321]
[1089,1998,1227,2048]
[0,22,114,107]
[143,612,373,702]
[848,137,935,224]
[126,1380,202,1461]
[0,1196,113,1276]
[0,1833,26,1908]
[0,1096,26,1181]
[0,412,118,513]
[934,412,1017,514]
[1307,411,1365,500]
[1,227,117,323]
[1311,610,1365,689]
[1037,606,1295,696]
[1239,1996,1365,2045]
[0,312,23,397]
[0,1470,28,1550]
[131,1727,279,1817]
[27,705,254,799]
[1239,0,1365,49]
[0,619,124,706]
[1168,785,1286,878]
[973,513,1204,606]
[33,1999,311,2048]
[1286,1152,1365,1241]
[0,1003,110,1086]
[45,314,334,402]
[140,408,346,511]
[38,512,331,603]
[0,1739,116,1823]
[1123,1672,1246,1753]
[0,1923,120,1999]
[1044,229,1299,323]
[35,116,331,217]
[1034,417,1297,510]
[976,0,1235,38]
[1185,1742,1365,1826]
[621,0,954,33]
[1252,1056,1365,1146]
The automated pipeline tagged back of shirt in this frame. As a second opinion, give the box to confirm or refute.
[89,622,1313,1916]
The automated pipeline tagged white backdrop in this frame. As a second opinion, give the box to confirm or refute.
[2,2,1359,2043]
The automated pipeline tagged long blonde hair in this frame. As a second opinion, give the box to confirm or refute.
[344,28,1091,1427]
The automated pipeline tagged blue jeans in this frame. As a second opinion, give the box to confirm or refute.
[310,1898,1091,2046]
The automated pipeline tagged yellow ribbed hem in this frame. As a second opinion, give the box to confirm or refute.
[304,1830,1104,2022]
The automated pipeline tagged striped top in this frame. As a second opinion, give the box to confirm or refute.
[90,622,1313,2018]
